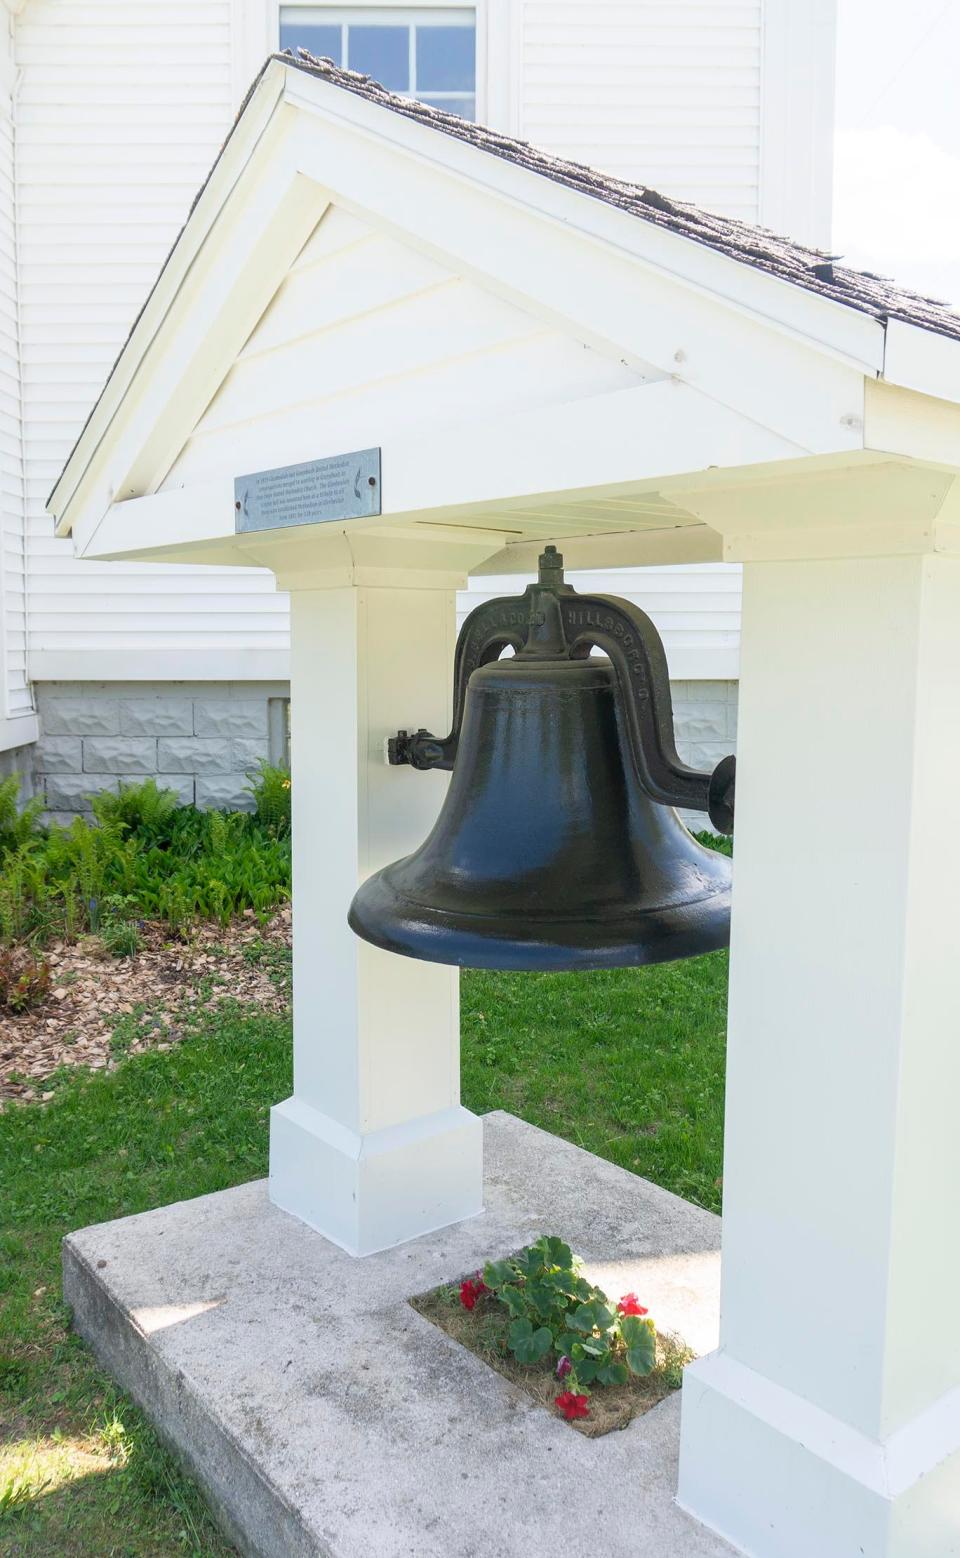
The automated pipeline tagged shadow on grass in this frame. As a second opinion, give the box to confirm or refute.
[0,1443,232,1557]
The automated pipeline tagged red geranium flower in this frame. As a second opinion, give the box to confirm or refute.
[617,1293,648,1316]
[458,1276,487,1311]
[555,1391,590,1421]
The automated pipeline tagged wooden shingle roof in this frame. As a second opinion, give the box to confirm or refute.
[277,48,960,345]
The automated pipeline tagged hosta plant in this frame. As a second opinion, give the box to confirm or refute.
[463,1235,660,1419]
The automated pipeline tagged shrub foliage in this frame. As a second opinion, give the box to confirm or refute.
[0,774,291,946]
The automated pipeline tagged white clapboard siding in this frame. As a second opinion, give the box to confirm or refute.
[16,0,288,681]
[0,19,31,732]
[164,207,647,487]
[517,0,762,223]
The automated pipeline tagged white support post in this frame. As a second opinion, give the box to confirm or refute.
[678,548,960,1557]
[270,581,483,1256]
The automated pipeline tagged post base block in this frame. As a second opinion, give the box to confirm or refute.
[678,1352,960,1558]
[269,1095,483,1255]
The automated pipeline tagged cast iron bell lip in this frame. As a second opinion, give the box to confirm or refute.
[373,861,730,921]
[347,872,731,972]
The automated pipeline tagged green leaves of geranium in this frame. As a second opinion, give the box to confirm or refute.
[511,1239,574,1282]
[571,1298,615,1334]
[513,1246,544,1280]
[621,1314,656,1376]
[597,1361,630,1387]
[533,1235,573,1270]
[525,1280,559,1318]
[498,1284,527,1318]
[482,1259,517,1290]
[508,1317,553,1364]
[577,1334,609,1359]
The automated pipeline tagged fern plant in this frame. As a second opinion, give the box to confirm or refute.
[245,761,291,838]
[91,779,180,837]
[0,775,44,856]
[0,784,291,948]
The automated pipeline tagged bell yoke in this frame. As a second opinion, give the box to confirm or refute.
[348,547,736,971]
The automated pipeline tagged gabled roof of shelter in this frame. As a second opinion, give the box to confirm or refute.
[46,49,960,556]
[62,42,960,492]
[273,51,960,344]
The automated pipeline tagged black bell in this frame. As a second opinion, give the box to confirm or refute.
[348,548,735,971]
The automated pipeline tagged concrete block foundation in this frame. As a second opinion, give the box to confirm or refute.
[63,1111,733,1558]
[31,681,290,816]
[28,677,736,821]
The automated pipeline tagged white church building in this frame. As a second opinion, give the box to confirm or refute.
[0,0,837,816]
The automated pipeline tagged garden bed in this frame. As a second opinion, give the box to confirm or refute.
[411,1252,693,1438]
[0,770,292,1107]
[0,907,291,1108]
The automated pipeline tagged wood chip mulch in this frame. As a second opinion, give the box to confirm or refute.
[0,907,291,1108]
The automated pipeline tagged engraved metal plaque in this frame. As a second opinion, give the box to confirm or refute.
[234,449,381,533]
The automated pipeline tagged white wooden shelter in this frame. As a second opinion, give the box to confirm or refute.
[50,51,960,1558]
[0,0,837,810]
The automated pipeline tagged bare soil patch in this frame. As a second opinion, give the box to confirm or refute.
[411,1280,690,1437]
[0,907,291,1108]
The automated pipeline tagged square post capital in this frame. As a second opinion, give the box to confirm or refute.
[674,457,960,564]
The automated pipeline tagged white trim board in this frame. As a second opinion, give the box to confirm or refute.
[77,382,810,573]
[759,0,837,250]
[0,714,39,754]
[30,650,291,683]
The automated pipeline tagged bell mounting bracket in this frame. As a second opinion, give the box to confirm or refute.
[389,545,735,834]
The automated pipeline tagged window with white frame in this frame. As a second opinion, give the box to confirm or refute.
[279,6,476,120]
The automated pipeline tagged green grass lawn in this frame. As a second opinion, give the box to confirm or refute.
[462,954,728,1213]
[0,943,728,1555]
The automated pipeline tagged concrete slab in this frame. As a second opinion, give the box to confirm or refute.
[62,1111,736,1558]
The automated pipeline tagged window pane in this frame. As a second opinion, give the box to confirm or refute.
[419,94,475,122]
[416,25,475,92]
[279,21,342,63]
[347,25,409,90]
